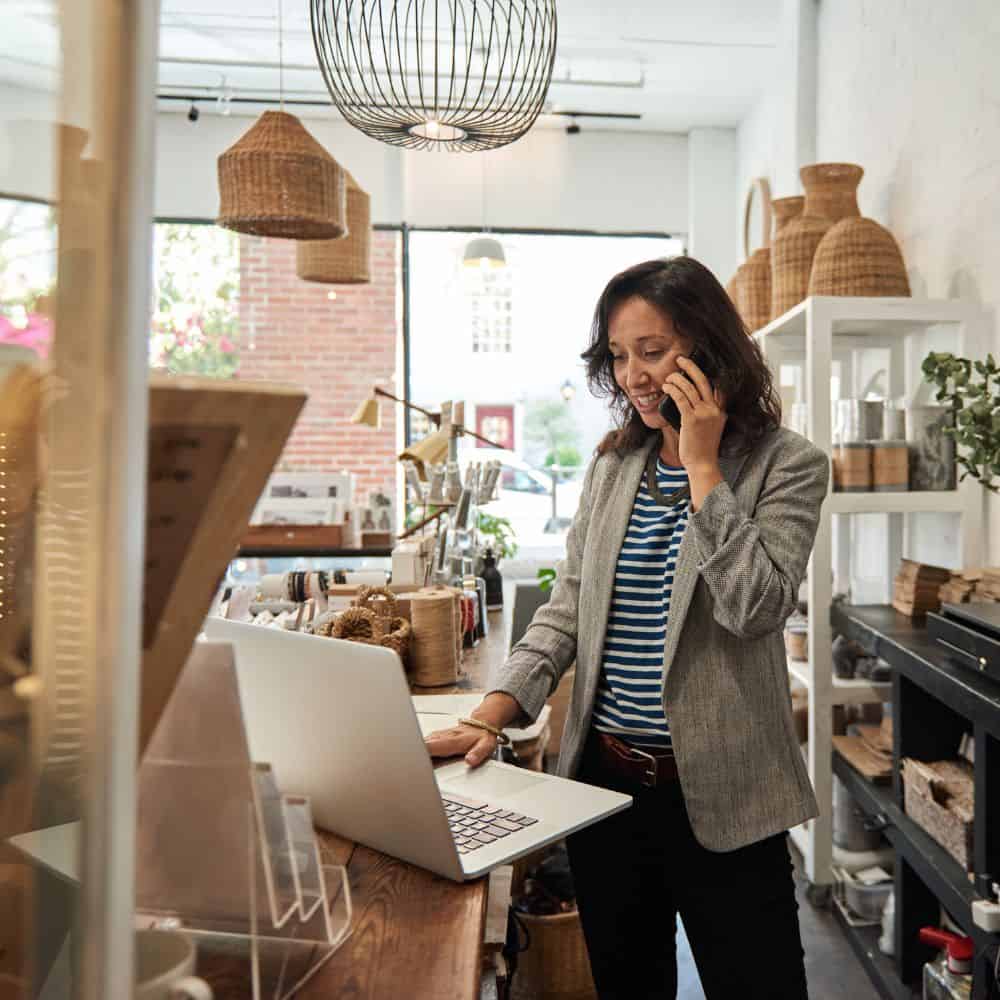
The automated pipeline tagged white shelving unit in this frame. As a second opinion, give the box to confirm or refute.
[754,296,989,892]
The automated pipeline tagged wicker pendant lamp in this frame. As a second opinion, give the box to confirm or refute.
[217,110,346,239]
[296,172,371,284]
[218,1,346,239]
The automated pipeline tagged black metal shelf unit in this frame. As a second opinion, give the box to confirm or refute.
[831,603,1000,1000]
[829,901,917,1000]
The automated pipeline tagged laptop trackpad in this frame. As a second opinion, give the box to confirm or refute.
[439,762,547,799]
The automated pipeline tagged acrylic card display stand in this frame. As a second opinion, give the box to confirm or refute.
[135,640,353,998]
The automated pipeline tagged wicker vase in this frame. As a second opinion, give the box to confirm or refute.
[296,173,372,284]
[726,261,748,320]
[217,111,347,240]
[770,164,862,319]
[741,248,771,332]
[809,216,910,297]
[772,195,805,236]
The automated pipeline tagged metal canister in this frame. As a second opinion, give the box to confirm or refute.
[836,398,885,442]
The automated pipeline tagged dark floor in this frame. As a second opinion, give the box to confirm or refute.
[674,840,879,999]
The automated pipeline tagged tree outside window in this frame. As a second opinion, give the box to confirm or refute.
[150,223,240,377]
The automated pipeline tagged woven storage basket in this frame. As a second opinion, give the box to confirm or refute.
[809,216,910,297]
[296,174,372,284]
[375,616,412,661]
[331,607,378,642]
[510,909,597,1000]
[218,111,346,240]
[770,164,861,319]
[902,758,974,870]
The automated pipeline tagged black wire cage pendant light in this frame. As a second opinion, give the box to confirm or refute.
[310,0,558,152]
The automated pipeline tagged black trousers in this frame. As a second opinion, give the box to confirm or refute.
[566,734,809,1000]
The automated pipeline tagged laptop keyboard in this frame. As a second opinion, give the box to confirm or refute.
[442,792,539,854]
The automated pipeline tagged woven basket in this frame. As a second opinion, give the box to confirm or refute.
[770,164,862,319]
[375,616,412,661]
[741,247,771,332]
[809,216,910,297]
[510,909,597,1000]
[771,195,805,236]
[354,585,398,620]
[296,174,372,284]
[217,111,347,240]
[331,607,378,641]
[726,260,748,320]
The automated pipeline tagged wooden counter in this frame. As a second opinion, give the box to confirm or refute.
[299,610,510,999]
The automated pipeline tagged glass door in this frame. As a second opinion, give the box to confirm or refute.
[1,2,159,996]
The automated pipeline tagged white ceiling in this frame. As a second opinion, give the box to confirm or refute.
[2,0,781,132]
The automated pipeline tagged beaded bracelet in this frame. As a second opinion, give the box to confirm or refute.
[458,716,511,746]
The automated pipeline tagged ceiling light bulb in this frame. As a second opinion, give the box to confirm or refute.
[327,290,338,301]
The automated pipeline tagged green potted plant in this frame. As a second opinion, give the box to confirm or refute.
[477,512,518,563]
[921,351,1000,493]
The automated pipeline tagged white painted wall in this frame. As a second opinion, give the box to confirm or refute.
[815,0,1000,563]
[687,127,739,285]
[4,92,692,234]
[736,0,1000,564]
[157,110,692,234]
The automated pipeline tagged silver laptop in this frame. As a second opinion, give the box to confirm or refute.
[203,617,631,881]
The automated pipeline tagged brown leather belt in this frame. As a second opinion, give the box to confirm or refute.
[594,731,679,789]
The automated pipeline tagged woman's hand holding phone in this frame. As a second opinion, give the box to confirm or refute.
[662,356,728,476]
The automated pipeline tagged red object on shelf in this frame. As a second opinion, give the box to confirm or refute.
[918,927,974,974]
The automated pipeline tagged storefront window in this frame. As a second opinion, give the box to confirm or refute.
[408,229,682,565]
[150,223,240,377]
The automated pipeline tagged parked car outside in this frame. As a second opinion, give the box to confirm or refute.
[459,447,584,549]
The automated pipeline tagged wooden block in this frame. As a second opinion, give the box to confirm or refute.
[241,524,344,550]
[833,735,892,782]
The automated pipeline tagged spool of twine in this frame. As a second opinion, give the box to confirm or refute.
[408,592,459,686]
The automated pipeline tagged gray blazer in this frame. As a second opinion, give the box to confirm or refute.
[491,426,830,852]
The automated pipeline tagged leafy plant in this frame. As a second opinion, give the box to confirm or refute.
[478,511,518,561]
[544,444,582,470]
[921,351,1000,493]
[537,567,557,592]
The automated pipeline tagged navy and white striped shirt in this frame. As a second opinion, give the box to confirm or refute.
[592,459,689,750]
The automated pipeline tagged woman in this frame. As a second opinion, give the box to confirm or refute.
[426,256,829,999]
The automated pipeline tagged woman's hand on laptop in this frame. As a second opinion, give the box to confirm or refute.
[424,724,497,767]
[424,693,521,768]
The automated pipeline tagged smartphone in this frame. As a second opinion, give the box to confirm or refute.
[657,347,720,431]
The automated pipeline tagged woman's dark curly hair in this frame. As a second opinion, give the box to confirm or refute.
[582,256,781,456]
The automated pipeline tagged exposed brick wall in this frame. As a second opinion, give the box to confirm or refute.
[235,230,400,504]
